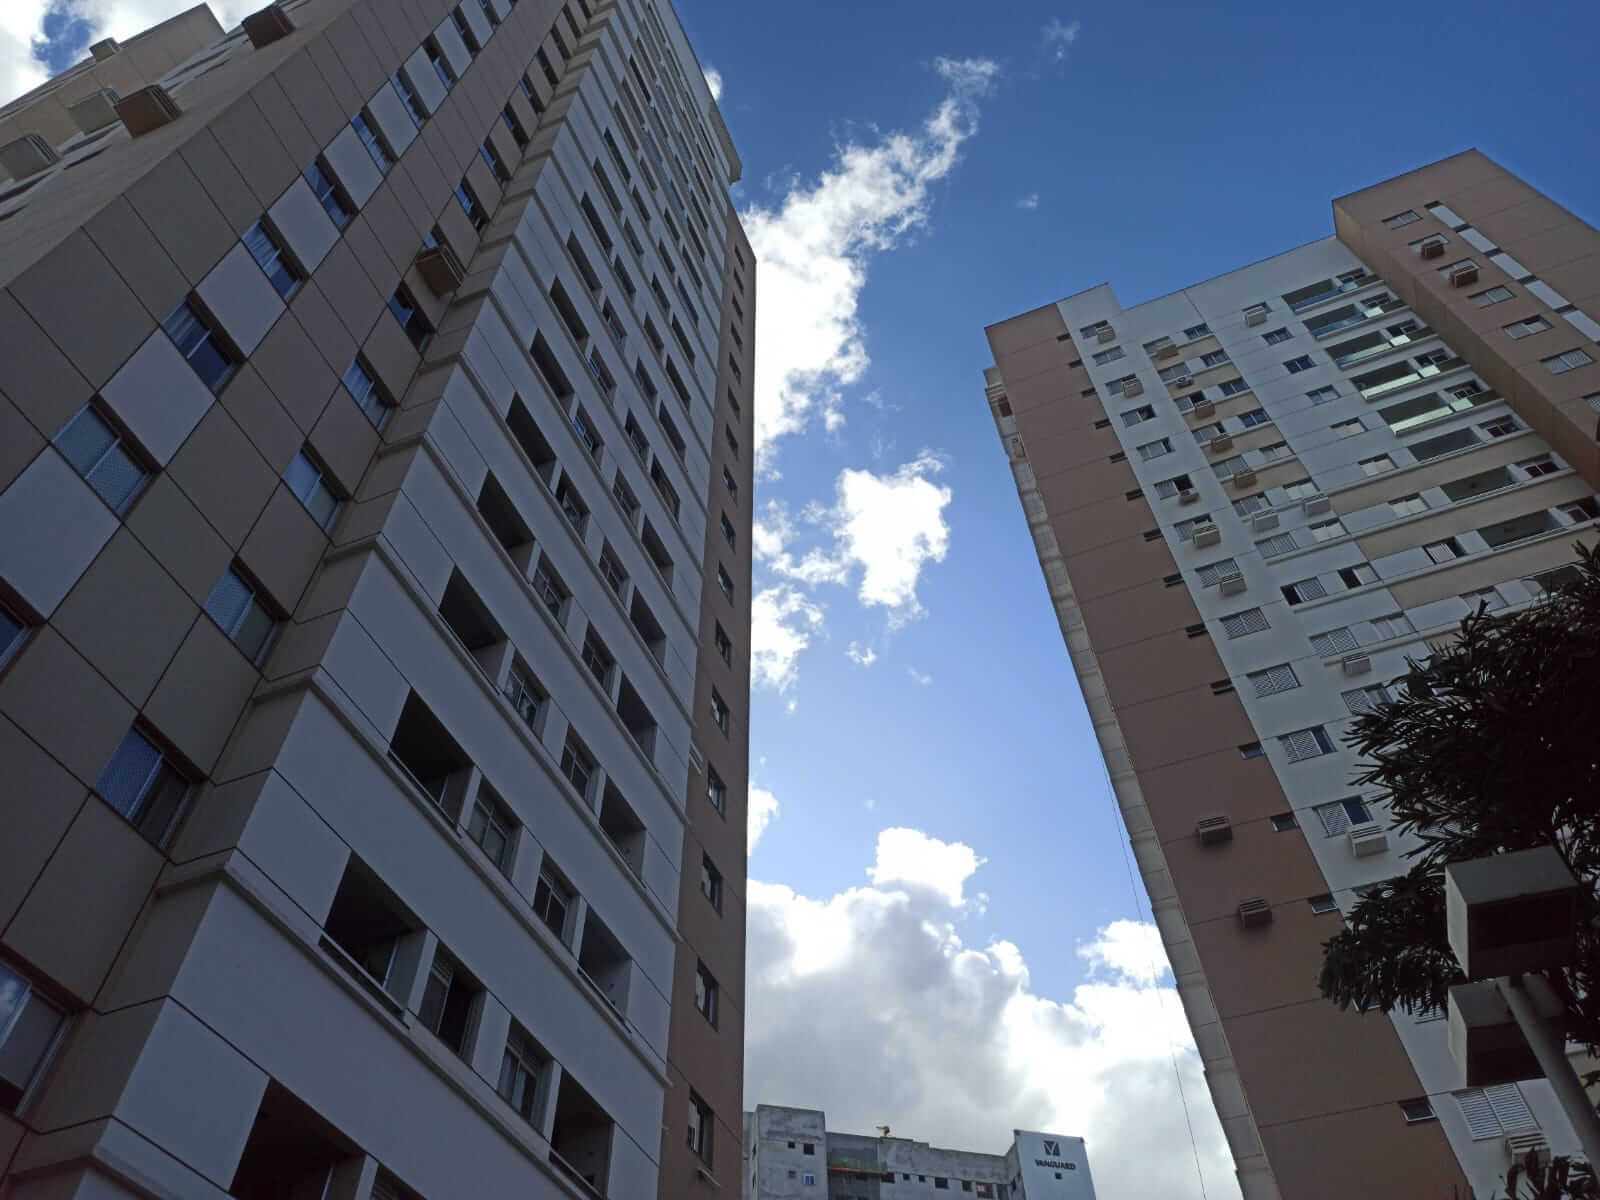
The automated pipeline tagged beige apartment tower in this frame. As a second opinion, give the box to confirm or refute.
[984,150,1600,1199]
[0,0,754,1196]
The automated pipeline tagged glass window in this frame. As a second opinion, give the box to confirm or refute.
[302,161,353,228]
[392,72,429,126]
[162,299,237,392]
[388,286,434,351]
[0,963,67,1112]
[203,566,278,663]
[283,449,342,531]
[342,357,392,428]
[351,110,394,171]
[95,728,189,845]
[467,791,514,871]
[242,220,300,299]
[498,1025,544,1122]
[455,179,489,230]
[532,870,572,940]
[1284,355,1315,374]
[54,406,148,514]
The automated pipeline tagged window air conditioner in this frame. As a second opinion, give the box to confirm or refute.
[1251,512,1280,532]
[416,243,466,295]
[1237,897,1273,928]
[1450,264,1480,287]
[1341,652,1371,675]
[0,134,59,180]
[1153,342,1178,360]
[1348,822,1389,857]
[1097,326,1116,344]
[1245,309,1268,327]
[66,89,122,134]
[1504,1133,1550,1169]
[1231,468,1258,488]
[1175,374,1194,388]
[1302,494,1331,515]
[1419,239,1446,260]
[114,85,181,136]
[1218,570,1247,595]
[1122,378,1144,397]
[1207,434,1235,454]
[1192,398,1215,419]
[1191,523,1221,547]
[1178,489,1200,505]
[243,3,296,47]
[1196,815,1233,846]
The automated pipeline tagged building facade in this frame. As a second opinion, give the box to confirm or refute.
[983,151,1599,1199]
[0,0,753,1194]
[742,1105,1095,1200]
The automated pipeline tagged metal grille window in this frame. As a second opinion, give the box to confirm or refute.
[95,728,190,845]
[1542,348,1594,374]
[1311,626,1359,656]
[1092,346,1125,365]
[54,406,149,514]
[1315,797,1373,836]
[1211,455,1249,479]
[1121,404,1155,426]
[1257,532,1298,557]
[1282,577,1327,605]
[1455,1085,1537,1141]
[1192,423,1224,443]
[203,566,278,664]
[1174,514,1212,541]
[1249,663,1300,697]
[1503,315,1551,340]
[1471,286,1514,308]
[1137,437,1174,460]
[1309,518,1344,542]
[1344,683,1395,715]
[1233,492,1269,516]
[1155,473,1193,499]
[1220,608,1269,638]
[1196,558,1239,586]
[1281,726,1335,763]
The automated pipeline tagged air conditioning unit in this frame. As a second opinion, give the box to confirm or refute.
[1196,815,1233,846]
[89,38,120,60]
[1231,468,1258,488]
[1207,434,1235,453]
[1504,1132,1551,1170]
[1302,494,1331,515]
[1341,652,1371,675]
[1191,523,1221,547]
[1251,512,1280,532]
[1237,897,1273,928]
[66,88,121,134]
[415,243,466,295]
[1178,488,1200,505]
[1218,570,1247,595]
[1175,374,1194,388]
[1419,239,1446,260]
[0,134,60,180]
[1122,378,1144,397]
[1191,398,1215,419]
[1450,264,1480,287]
[243,3,295,47]
[1153,342,1178,361]
[1245,308,1268,327]
[1097,326,1116,344]
[114,85,181,136]
[1349,822,1389,857]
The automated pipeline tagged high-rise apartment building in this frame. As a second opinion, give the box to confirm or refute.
[741,1105,1096,1200]
[983,150,1599,1200]
[0,0,753,1194]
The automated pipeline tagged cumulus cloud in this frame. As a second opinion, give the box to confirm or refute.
[751,586,825,695]
[1042,17,1082,63]
[741,56,998,476]
[746,830,1240,1200]
[846,642,877,667]
[1017,192,1040,210]
[907,666,933,686]
[703,65,723,102]
[749,785,780,854]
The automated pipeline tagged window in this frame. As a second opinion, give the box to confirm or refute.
[1155,473,1194,499]
[1248,663,1299,698]
[204,566,278,663]
[700,854,723,911]
[1519,455,1559,478]
[1382,210,1421,229]
[1232,492,1269,516]
[720,512,736,548]
[1308,518,1344,542]
[1270,812,1299,832]
[54,405,149,514]
[303,161,353,228]
[1503,315,1551,340]
[716,565,734,602]
[1200,349,1230,367]
[1370,611,1414,639]
[1257,441,1291,462]
[580,630,612,687]
[1240,742,1265,759]
[556,478,587,530]
[391,72,428,126]
[725,425,740,457]
[1257,532,1297,557]
[1220,608,1269,638]
[1244,302,1270,320]
[1400,1098,1436,1124]
[1471,285,1514,308]
[163,298,237,392]
[1424,537,1466,564]
[706,765,727,814]
[1344,683,1395,715]
[1137,437,1174,461]
[1309,894,1339,914]
[1091,346,1125,365]
[1174,513,1213,541]
[498,1024,545,1123]
[532,868,572,940]
[1237,407,1270,428]
[1184,323,1210,339]
[351,111,394,171]
[1217,378,1251,396]
[342,357,393,428]
[468,789,515,871]
[714,622,732,663]
[1561,497,1600,524]
[710,689,729,734]
[388,285,434,351]
[1280,726,1335,763]
[501,104,529,148]
[1306,385,1338,406]
[455,179,488,231]
[1359,454,1394,476]
[0,961,66,1112]
[1281,577,1327,605]
[1462,587,1505,612]
[1196,558,1239,587]
[1481,416,1519,439]
[95,727,189,845]
[1262,327,1292,345]
[531,558,568,619]
[1079,320,1112,339]
[1338,564,1378,589]
[1120,404,1155,426]
[1282,478,1318,500]
[1543,348,1594,374]
[722,466,737,498]
[1331,418,1364,438]
[687,1093,713,1163]
[1191,423,1224,444]
[480,139,511,184]
[694,962,719,1026]
[1390,494,1428,517]
[802,1175,816,1187]
[1456,1086,1540,1143]
[450,5,480,52]
[503,662,543,730]
[242,219,300,299]
[283,449,342,532]
[1284,355,1315,373]
[418,949,477,1055]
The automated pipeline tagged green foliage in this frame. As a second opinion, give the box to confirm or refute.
[1499,1153,1598,1198]
[1317,543,1600,1048]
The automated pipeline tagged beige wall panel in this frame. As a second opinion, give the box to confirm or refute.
[0,715,89,930]
[1260,1095,1468,1199]
[1118,685,1259,775]
[1168,824,1330,931]
[1388,533,1587,609]
[1331,434,1546,515]
[1077,577,1201,653]
[1356,473,1591,559]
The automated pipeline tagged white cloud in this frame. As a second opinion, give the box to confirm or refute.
[846,642,877,667]
[1042,17,1082,63]
[751,586,825,694]
[1078,918,1170,987]
[741,56,998,476]
[746,831,1240,1200]
[703,65,723,102]
[748,785,780,854]
[907,666,933,686]
[1017,192,1040,210]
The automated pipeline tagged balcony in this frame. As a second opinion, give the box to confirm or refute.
[576,910,631,1017]
[550,1074,615,1197]
[389,691,474,820]
[598,781,646,876]
[1284,272,1381,313]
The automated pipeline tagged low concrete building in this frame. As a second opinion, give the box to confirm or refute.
[742,1105,1095,1200]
